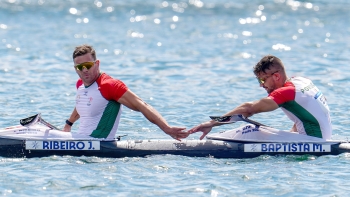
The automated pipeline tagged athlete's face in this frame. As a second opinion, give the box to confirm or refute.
[256,70,279,94]
[74,53,100,86]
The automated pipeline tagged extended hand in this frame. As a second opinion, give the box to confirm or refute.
[188,121,214,140]
[164,126,189,141]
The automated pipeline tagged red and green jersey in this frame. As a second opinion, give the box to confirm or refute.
[268,76,332,139]
[75,73,128,139]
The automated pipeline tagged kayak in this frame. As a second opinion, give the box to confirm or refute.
[0,114,349,158]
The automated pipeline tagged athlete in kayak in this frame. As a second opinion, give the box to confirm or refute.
[189,55,332,140]
[63,44,189,140]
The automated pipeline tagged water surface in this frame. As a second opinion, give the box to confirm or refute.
[1,0,350,196]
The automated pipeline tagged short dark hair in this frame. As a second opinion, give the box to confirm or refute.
[253,55,284,75]
[72,44,96,60]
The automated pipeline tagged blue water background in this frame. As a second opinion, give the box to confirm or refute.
[1,0,350,196]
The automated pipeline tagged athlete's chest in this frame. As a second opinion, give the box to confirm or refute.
[76,83,108,111]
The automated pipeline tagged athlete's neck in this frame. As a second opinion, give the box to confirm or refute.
[84,73,101,87]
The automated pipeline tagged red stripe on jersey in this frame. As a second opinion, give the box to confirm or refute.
[76,79,83,89]
[96,73,128,101]
[268,81,296,105]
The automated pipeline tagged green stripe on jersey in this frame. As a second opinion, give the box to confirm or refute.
[90,101,121,138]
[280,101,322,138]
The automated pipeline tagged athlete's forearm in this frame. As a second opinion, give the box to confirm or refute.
[139,102,170,131]
[223,102,255,118]
[67,107,80,123]
[62,108,80,132]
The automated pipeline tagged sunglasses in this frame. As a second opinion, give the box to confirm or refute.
[256,71,279,85]
[74,61,96,71]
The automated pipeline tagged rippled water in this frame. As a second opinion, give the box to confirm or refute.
[1,0,350,196]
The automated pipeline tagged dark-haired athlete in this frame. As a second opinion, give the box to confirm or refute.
[189,55,332,140]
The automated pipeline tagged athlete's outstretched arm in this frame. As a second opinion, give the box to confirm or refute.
[188,97,279,139]
[118,90,188,140]
[222,97,279,118]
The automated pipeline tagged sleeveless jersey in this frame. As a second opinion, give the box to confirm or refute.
[75,73,128,139]
[268,76,332,139]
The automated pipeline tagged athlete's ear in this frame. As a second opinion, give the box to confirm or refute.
[95,59,100,67]
[272,71,280,81]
